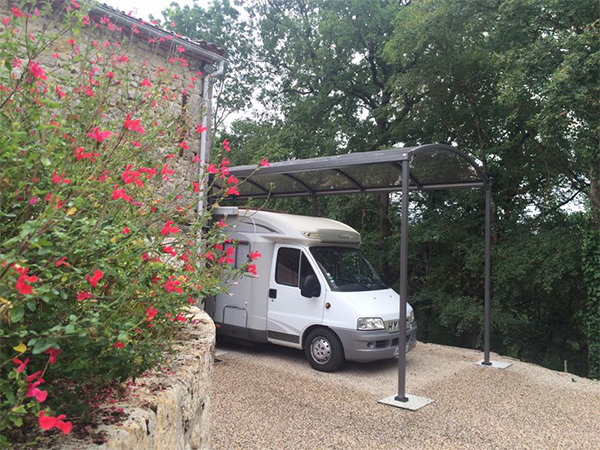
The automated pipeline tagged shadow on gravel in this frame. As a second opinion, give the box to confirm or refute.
[216,338,406,375]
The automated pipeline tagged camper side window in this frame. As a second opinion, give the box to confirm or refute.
[275,248,300,287]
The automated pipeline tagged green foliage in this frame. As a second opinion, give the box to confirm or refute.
[0,2,255,443]
[200,0,597,378]
[161,0,259,128]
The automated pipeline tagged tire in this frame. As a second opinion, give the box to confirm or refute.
[304,328,345,372]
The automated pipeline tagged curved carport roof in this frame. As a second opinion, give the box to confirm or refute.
[219,144,490,198]
[217,143,495,408]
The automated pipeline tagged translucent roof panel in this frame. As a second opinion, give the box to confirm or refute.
[294,169,360,192]
[410,147,481,186]
[220,144,489,199]
[341,163,403,189]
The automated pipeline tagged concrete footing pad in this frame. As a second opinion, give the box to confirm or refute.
[477,360,512,369]
[378,394,434,411]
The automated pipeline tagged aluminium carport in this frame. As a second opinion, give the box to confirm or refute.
[218,143,508,409]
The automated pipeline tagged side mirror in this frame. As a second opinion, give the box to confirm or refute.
[300,275,321,298]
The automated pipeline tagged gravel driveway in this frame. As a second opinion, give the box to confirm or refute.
[210,341,600,449]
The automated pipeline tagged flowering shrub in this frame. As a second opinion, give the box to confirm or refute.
[0,2,257,445]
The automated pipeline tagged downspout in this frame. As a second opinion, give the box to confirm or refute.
[197,60,226,219]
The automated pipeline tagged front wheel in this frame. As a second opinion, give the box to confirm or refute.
[304,328,345,372]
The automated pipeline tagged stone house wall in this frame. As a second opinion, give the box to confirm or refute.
[1,0,224,205]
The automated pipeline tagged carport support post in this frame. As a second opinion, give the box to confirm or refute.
[483,186,492,365]
[396,159,410,402]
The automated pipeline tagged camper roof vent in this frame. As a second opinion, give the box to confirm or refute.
[301,231,321,240]
[212,206,239,217]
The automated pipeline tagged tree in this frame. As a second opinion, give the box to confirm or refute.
[383,0,597,375]
[160,0,259,129]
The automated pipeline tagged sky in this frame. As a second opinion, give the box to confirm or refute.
[101,0,209,22]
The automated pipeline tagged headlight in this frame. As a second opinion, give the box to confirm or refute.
[357,317,385,331]
[406,311,415,329]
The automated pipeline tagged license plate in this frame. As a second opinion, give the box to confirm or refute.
[386,320,399,333]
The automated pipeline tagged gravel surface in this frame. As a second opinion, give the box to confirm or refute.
[210,341,600,450]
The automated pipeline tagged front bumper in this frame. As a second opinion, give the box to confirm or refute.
[333,323,417,363]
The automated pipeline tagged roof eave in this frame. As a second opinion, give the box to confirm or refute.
[90,3,228,66]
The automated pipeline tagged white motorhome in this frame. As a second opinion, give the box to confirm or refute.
[205,207,417,372]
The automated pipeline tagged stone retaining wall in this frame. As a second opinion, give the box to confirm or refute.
[57,307,216,450]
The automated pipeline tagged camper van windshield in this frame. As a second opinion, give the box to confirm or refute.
[309,247,387,292]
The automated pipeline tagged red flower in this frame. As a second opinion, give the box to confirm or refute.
[121,165,143,187]
[52,170,71,185]
[26,381,48,402]
[250,251,262,261]
[139,167,157,179]
[39,411,72,434]
[164,276,183,294]
[225,246,235,265]
[145,306,158,321]
[162,246,177,256]
[206,164,219,174]
[123,114,145,134]
[29,61,47,80]
[121,226,130,235]
[247,264,258,276]
[112,186,133,203]
[11,6,22,18]
[55,85,66,99]
[160,221,180,235]
[54,257,69,267]
[13,357,29,374]
[44,347,61,365]
[141,77,152,87]
[77,290,92,301]
[260,158,270,167]
[222,139,230,152]
[87,127,112,143]
[27,370,44,383]
[161,163,174,180]
[113,341,124,349]
[196,124,207,134]
[74,146,92,161]
[86,269,103,287]
[15,269,38,295]
[227,186,239,196]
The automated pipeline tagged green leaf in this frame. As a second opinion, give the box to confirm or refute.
[65,324,76,334]
[41,156,51,167]
[32,338,53,354]
[9,305,24,323]
[9,416,23,427]
[26,300,37,312]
